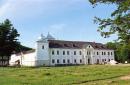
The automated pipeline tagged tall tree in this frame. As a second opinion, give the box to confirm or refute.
[89,0,130,44]
[0,19,20,65]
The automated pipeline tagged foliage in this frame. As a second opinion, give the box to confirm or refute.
[106,42,130,62]
[0,19,32,58]
[89,0,130,44]
[0,19,20,57]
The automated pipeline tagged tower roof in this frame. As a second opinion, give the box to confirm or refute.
[37,34,46,42]
[46,33,55,40]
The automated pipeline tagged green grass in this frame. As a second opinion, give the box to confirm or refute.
[0,65,130,85]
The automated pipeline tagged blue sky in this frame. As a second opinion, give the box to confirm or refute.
[0,0,117,48]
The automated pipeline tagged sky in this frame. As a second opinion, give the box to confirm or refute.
[0,0,117,48]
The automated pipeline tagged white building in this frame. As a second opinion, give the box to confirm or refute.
[9,33,115,66]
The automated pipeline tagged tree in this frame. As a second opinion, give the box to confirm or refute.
[106,42,130,63]
[89,0,130,44]
[0,19,20,65]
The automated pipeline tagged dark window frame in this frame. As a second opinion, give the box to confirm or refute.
[52,50,55,55]
[74,51,76,55]
[63,59,65,63]
[52,59,55,63]
[63,51,65,55]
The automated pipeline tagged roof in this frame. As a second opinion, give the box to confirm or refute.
[15,49,35,56]
[48,40,113,50]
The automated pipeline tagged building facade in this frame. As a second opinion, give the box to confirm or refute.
[9,33,115,66]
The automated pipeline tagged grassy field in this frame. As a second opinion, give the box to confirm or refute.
[0,65,130,85]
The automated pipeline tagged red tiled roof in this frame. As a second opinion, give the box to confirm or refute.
[15,49,35,56]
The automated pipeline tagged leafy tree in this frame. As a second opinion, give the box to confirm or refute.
[89,0,130,44]
[106,42,130,63]
[0,19,20,65]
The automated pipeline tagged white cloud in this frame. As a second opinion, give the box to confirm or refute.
[0,0,87,20]
[0,1,11,17]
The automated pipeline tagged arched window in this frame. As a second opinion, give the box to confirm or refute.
[111,52,113,55]
[52,50,54,55]
[42,45,44,49]
[74,51,76,55]
[63,59,65,63]
[80,59,82,63]
[57,51,59,55]
[67,59,70,64]
[79,51,82,55]
[52,59,55,63]
[57,59,59,64]
[97,52,99,55]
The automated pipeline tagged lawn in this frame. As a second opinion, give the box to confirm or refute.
[0,65,130,85]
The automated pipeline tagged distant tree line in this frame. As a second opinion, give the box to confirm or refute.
[106,42,130,63]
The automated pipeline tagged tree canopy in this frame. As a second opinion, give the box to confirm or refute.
[0,19,20,57]
[0,19,32,57]
[89,0,130,44]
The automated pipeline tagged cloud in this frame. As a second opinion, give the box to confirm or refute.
[0,0,87,20]
[0,1,11,17]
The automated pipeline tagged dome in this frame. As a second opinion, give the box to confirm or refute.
[46,33,55,40]
[37,34,46,42]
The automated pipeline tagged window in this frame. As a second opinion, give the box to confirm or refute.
[104,52,106,55]
[67,59,70,64]
[74,51,76,55]
[42,45,44,49]
[102,59,104,62]
[63,51,65,55]
[52,59,55,63]
[63,59,65,63]
[89,46,91,48]
[74,59,77,63]
[109,59,110,62]
[111,52,113,55]
[64,44,69,47]
[97,52,99,55]
[80,59,82,63]
[57,51,59,55]
[73,44,77,47]
[97,59,99,64]
[102,52,104,55]
[52,50,54,55]
[67,51,69,55]
[108,52,110,55]
[57,59,59,64]
[79,51,82,55]
[89,51,91,55]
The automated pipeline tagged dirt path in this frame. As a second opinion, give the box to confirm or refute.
[120,75,130,80]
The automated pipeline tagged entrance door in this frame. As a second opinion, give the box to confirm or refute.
[88,59,90,64]
[97,59,99,64]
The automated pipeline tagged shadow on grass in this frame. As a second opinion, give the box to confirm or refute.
[71,75,124,85]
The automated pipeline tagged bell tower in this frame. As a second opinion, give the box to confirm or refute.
[36,34,49,66]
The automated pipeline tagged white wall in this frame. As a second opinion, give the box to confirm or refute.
[10,42,115,66]
[9,52,36,66]
[49,48,83,65]
[93,49,115,64]
[49,48,115,66]
[36,41,50,66]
